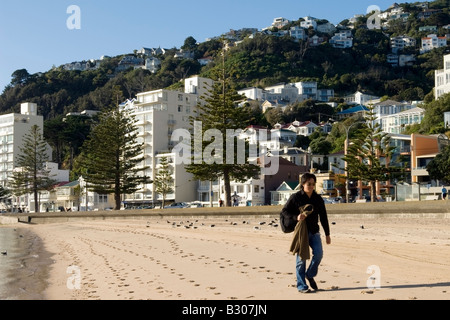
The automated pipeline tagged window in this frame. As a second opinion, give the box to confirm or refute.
[178,105,183,112]
[254,185,260,193]
[323,180,334,190]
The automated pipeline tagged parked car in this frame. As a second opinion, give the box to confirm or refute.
[164,202,189,209]
[189,202,203,208]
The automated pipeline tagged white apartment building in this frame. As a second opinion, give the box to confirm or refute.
[290,26,306,41]
[380,107,425,134]
[272,17,290,29]
[263,83,300,103]
[294,81,317,100]
[143,57,161,73]
[344,91,380,105]
[421,34,447,54]
[237,87,263,101]
[317,89,335,102]
[300,16,317,30]
[390,35,416,52]
[118,76,213,206]
[330,32,353,49]
[238,81,331,104]
[372,100,413,119]
[0,103,51,188]
[435,54,450,100]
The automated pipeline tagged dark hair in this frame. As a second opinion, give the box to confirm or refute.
[300,173,317,191]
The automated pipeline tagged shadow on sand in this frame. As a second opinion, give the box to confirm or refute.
[322,281,450,292]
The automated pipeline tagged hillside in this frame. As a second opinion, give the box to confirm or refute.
[1,0,450,120]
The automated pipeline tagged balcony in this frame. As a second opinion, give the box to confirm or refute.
[411,167,429,177]
[398,146,411,154]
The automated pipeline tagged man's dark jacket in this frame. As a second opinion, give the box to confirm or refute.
[280,190,331,237]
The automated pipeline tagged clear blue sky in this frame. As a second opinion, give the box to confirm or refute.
[0,0,399,93]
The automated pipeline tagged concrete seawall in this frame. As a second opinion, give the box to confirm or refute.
[0,216,19,225]
[6,200,450,224]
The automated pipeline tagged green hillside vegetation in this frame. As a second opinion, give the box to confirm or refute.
[1,0,450,172]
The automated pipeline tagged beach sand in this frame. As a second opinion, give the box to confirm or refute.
[8,214,448,301]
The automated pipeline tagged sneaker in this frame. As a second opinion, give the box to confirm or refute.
[307,278,318,291]
[298,289,314,293]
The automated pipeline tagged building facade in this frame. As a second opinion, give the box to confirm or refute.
[118,76,214,206]
[0,103,51,188]
[435,54,450,100]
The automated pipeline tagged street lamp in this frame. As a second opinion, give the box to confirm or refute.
[308,147,314,173]
[342,121,365,203]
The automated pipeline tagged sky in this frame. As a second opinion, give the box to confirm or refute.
[0,0,400,93]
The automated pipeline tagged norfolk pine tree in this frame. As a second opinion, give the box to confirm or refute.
[0,186,11,210]
[9,125,55,213]
[343,106,396,202]
[185,42,260,207]
[80,106,150,210]
[154,156,174,208]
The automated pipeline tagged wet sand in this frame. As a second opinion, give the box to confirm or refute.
[0,226,52,300]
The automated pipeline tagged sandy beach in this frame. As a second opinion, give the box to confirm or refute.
[5,212,449,301]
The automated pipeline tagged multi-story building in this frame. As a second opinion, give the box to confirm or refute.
[435,54,450,100]
[420,34,447,54]
[390,35,416,52]
[0,103,51,188]
[300,16,317,30]
[294,81,318,100]
[237,87,263,101]
[118,76,213,207]
[271,17,290,29]
[343,91,380,106]
[289,26,306,41]
[329,32,353,49]
[263,83,300,103]
[380,107,425,134]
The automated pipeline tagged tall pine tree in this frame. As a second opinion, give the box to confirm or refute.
[185,42,260,207]
[9,125,54,213]
[343,106,396,202]
[154,156,174,208]
[79,108,150,210]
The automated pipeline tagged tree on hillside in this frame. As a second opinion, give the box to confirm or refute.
[185,44,260,207]
[420,93,450,134]
[427,145,450,184]
[9,125,55,213]
[343,106,396,202]
[182,36,198,52]
[11,69,30,87]
[154,156,174,208]
[79,107,150,210]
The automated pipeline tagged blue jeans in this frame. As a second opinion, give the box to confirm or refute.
[296,232,324,291]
